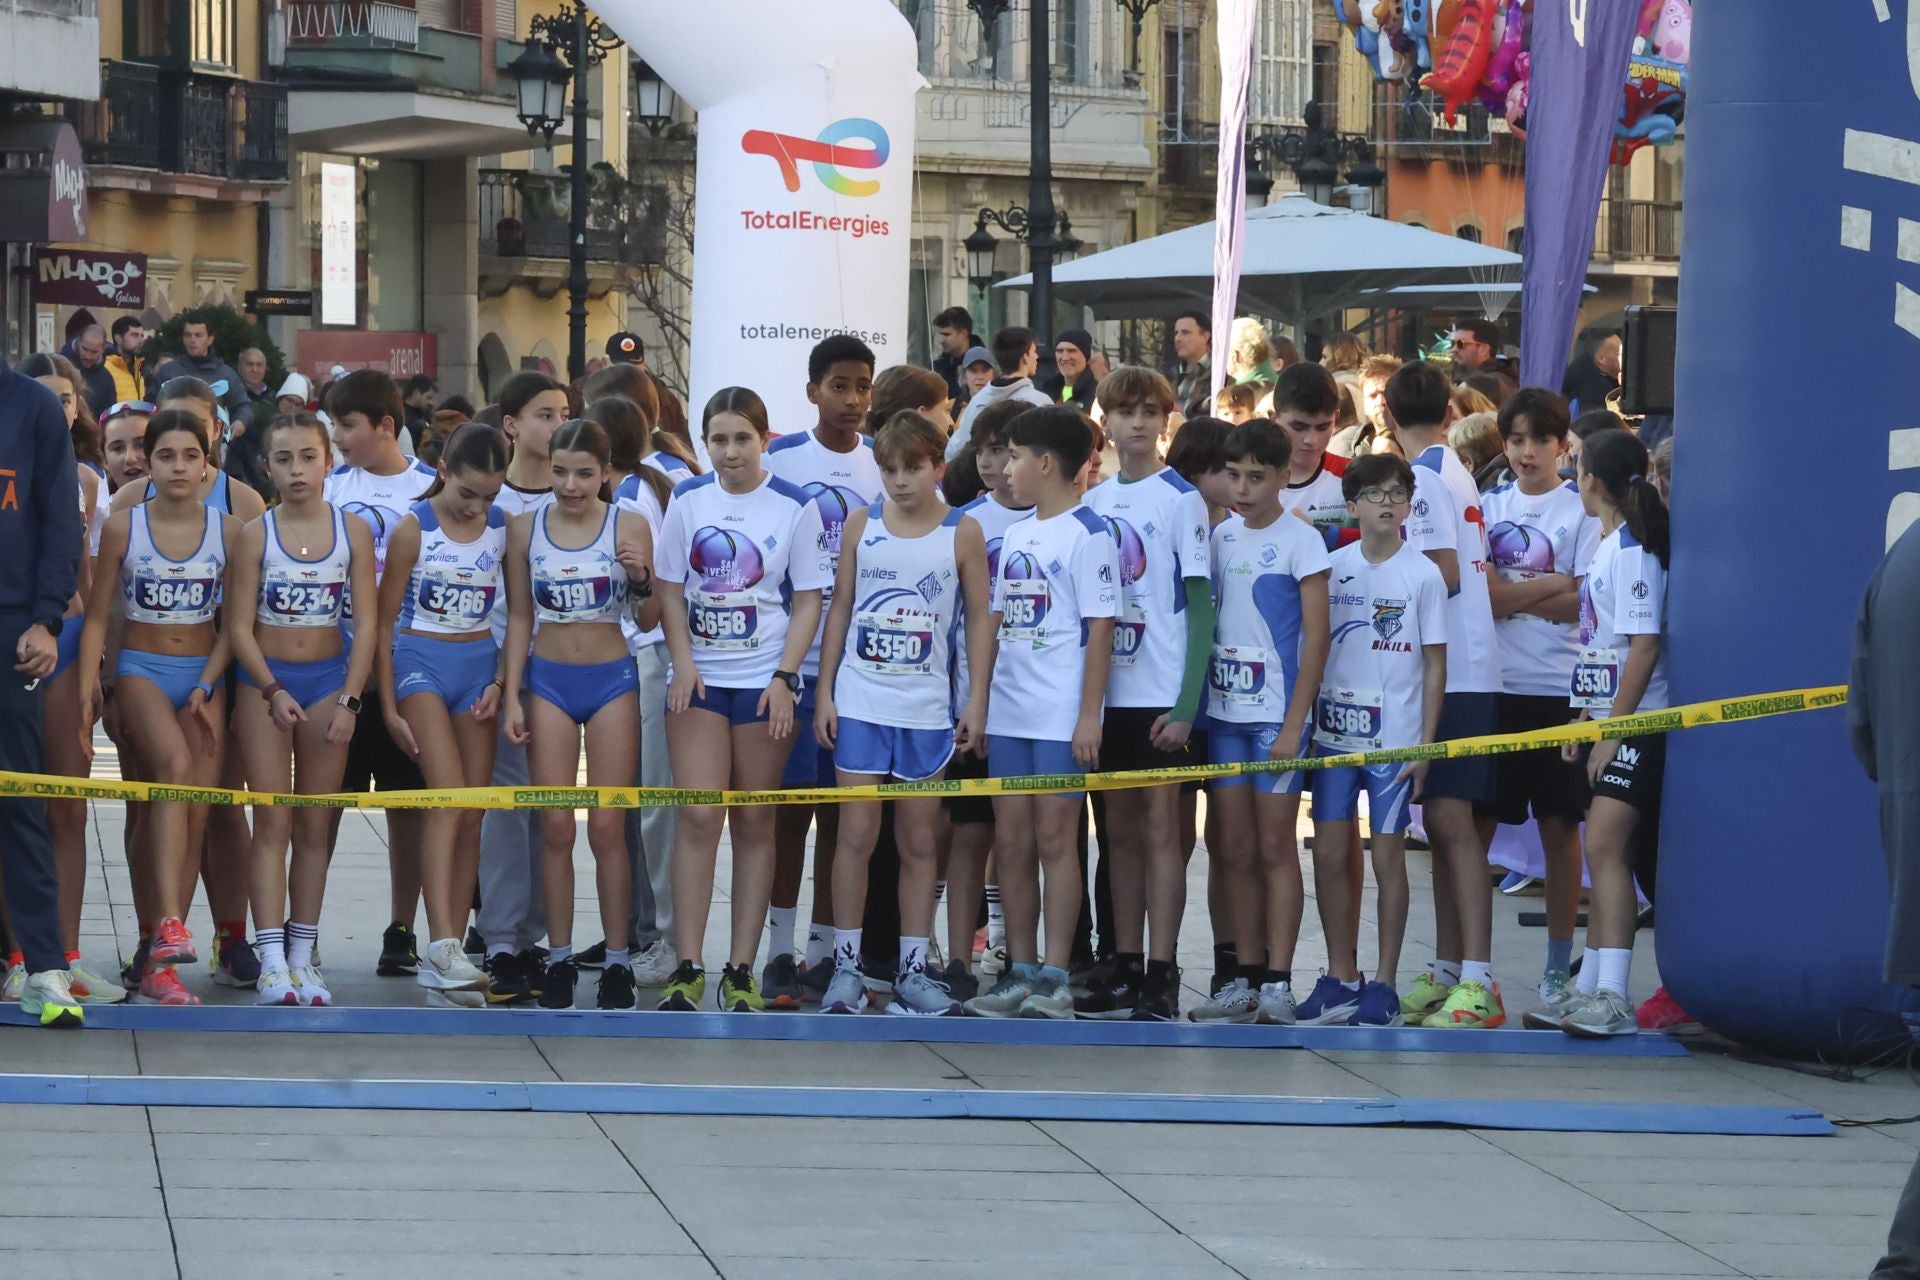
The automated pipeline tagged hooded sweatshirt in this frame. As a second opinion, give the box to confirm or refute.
[944,375,1053,462]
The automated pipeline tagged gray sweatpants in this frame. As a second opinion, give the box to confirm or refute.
[628,644,676,945]
[1876,1148,1920,1279]
[477,727,545,955]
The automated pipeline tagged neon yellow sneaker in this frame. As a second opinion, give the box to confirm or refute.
[656,960,706,1011]
[1399,971,1452,1021]
[1421,978,1507,1029]
[718,964,765,1012]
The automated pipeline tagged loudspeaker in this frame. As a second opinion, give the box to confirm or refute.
[1621,304,1677,416]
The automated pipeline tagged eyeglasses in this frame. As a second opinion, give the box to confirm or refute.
[101,400,155,424]
[1356,485,1412,505]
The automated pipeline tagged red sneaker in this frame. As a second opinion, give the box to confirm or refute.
[137,965,200,1006]
[149,917,197,966]
[1635,986,1702,1035]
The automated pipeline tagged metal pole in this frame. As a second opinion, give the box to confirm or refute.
[566,3,590,382]
[1028,0,1056,378]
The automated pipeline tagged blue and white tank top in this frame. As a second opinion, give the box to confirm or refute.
[257,506,351,629]
[530,504,628,625]
[833,502,964,732]
[399,500,507,636]
[122,504,225,626]
[146,471,231,515]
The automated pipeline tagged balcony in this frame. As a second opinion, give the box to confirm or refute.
[477,167,668,297]
[71,61,288,188]
[280,0,421,49]
[1595,198,1682,265]
[1377,90,1524,167]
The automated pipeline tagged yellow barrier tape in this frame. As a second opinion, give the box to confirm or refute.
[0,685,1847,811]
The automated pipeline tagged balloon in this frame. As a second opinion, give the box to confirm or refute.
[1420,0,1496,123]
[1482,0,1525,93]
[1505,50,1530,139]
[1432,0,1465,50]
[1650,0,1690,61]
[1405,0,1432,72]
[1612,0,1688,164]
[1331,0,1363,27]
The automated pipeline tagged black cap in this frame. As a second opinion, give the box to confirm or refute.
[605,332,644,364]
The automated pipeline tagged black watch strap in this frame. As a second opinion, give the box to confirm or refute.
[35,616,64,638]
[773,669,803,696]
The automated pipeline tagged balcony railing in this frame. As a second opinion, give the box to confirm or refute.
[281,0,420,47]
[478,168,668,266]
[73,60,288,183]
[1597,198,1682,263]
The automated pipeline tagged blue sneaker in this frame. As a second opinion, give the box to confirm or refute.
[1294,973,1363,1026]
[1348,980,1403,1027]
[1497,870,1540,895]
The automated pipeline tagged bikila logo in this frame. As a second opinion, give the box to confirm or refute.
[1372,599,1406,641]
[741,118,889,197]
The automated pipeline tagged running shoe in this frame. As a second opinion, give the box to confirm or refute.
[483,951,535,1005]
[1019,971,1075,1020]
[978,944,1009,978]
[971,926,988,964]
[925,935,944,974]
[292,964,332,1007]
[1421,978,1507,1029]
[821,965,869,1014]
[537,959,578,1010]
[1,964,23,1002]
[464,926,486,961]
[596,964,637,1011]
[416,937,488,999]
[121,938,151,989]
[1129,971,1180,1023]
[633,939,679,986]
[1635,986,1703,1035]
[377,923,420,976]
[1348,981,1403,1027]
[760,953,804,1010]
[517,947,548,998]
[1073,969,1140,1020]
[796,959,833,1006]
[1523,980,1586,1031]
[657,961,706,1012]
[575,939,608,969]
[66,961,127,1005]
[150,917,196,966]
[1539,967,1574,1008]
[1189,976,1259,1024]
[256,964,299,1006]
[1254,981,1297,1026]
[19,970,83,1027]
[1294,974,1363,1026]
[1399,971,1453,1022]
[964,969,1035,1018]
[1497,871,1540,895]
[137,965,199,1006]
[889,966,961,1017]
[718,964,765,1012]
[1071,953,1115,991]
[210,929,260,987]
[940,958,978,1003]
[1563,988,1637,1038]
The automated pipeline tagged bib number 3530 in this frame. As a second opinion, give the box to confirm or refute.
[1572,646,1620,711]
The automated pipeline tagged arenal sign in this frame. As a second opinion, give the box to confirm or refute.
[33,250,146,308]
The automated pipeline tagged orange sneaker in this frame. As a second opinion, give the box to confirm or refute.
[150,917,197,966]
[137,965,200,1006]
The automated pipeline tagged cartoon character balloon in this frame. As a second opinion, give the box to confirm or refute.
[1420,0,1496,123]
[1613,0,1689,164]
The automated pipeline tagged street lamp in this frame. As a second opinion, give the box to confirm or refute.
[1246,101,1386,215]
[509,2,626,381]
[1114,0,1159,78]
[632,58,676,136]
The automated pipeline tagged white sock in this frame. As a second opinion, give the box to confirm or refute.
[606,948,631,971]
[899,935,929,974]
[805,928,834,969]
[1432,958,1462,985]
[286,922,319,970]
[766,906,797,960]
[985,884,1005,948]
[1577,948,1601,995]
[933,881,946,904]
[256,927,286,971]
[1596,947,1632,998]
[1459,960,1493,988]
[549,943,573,965]
[487,942,515,962]
[833,928,863,970]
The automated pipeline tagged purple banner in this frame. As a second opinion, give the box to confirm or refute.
[1519,0,1639,384]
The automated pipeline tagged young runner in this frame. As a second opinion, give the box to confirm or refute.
[763,336,880,1006]
[377,423,512,1006]
[100,400,150,494]
[965,407,1119,1019]
[1078,368,1212,1021]
[1480,389,1599,1013]
[1303,454,1447,1026]
[503,419,657,1010]
[79,411,240,1005]
[227,413,377,1006]
[1187,420,1330,1025]
[1272,364,1353,550]
[1549,428,1670,1038]
[1388,360,1507,1030]
[655,387,830,1012]
[812,411,992,1015]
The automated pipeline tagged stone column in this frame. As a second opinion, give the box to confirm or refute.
[422,154,479,400]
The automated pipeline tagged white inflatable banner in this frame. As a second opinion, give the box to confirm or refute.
[592,0,921,433]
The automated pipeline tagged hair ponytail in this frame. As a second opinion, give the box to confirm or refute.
[424,422,509,500]
[1581,427,1669,567]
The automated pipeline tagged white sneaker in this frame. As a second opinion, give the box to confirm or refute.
[1189,976,1259,1024]
[1255,981,1298,1026]
[292,964,333,1007]
[1562,988,1637,1038]
[416,937,489,994]
[979,944,1009,977]
[66,961,128,1005]
[19,970,83,1027]
[257,965,299,1005]
[632,939,679,986]
[1,963,24,1002]
[925,935,944,973]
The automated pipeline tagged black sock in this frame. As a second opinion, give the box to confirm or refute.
[1117,951,1145,978]
[1237,962,1266,986]
[1266,968,1292,988]
[1213,943,1237,971]
[1146,958,1175,985]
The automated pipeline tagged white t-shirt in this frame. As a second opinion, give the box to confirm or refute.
[1317,542,1448,752]
[1575,524,1669,716]
[952,492,1034,714]
[324,458,437,632]
[1083,467,1211,709]
[1282,459,1350,553]
[1482,479,1600,698]
[764,428,884,678]
[487,478,553,645]
[1406,443,1501,694]
[1207,511,1333,725]
[654,471,833,689]
[614,471,667,653]
[986,505,1121,742]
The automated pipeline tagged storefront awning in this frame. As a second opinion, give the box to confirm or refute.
[0,121,87,242]
[288,90,599,159]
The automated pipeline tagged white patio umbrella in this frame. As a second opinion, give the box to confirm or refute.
[998,193,1523,327]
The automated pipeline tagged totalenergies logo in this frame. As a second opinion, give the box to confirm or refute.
[741,118,889,197]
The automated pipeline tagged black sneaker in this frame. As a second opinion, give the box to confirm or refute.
[596,964,637,1010]
[1070,953,1112,990]
[941,958,978,1003]
[537,959,578,1009]
[1130,970,1180,1023]
[518,947,548,997]
[1074,970,1141,1020]
[377,923,419,976]
[575,940,609,970]
[483,951,534,1004]
[463,926,485,960]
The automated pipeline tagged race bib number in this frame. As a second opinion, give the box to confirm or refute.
[1317,687,1385,751]
[998,585,1050,641]
[1572,646,1620,711]
[537,576,614,616]
[417,578,495,629]
[691,599,759,650]
[1111,614,1146,667]
[265,580,345,623]
[852,610,934,675]
[135,576,214,615]
[1208,644,1269,708]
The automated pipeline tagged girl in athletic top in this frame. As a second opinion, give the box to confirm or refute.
[502,418,658,1010]
[114,377,266,524]
[653,388,832,1013]
[377,423,513,1006]
[100,399,150,494]
[79,411,242,1006]
[227,413,378,1006]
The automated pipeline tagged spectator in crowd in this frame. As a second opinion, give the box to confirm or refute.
[958,346,997,410]
[1448,317,1504,381]
[1562,331,1623,415]
[438,394,476,420]
[1227,317,1279,389]
[62,325,116,415]
[1452,385,1499,421]
[1213,382,1261,424]
[1448,410,1507,491]
[275,372,312,415]
[930,306,978,403]
[1038,327,1098,406]
[100,316,149,411]
[1465,368,1518,413]
[945,326,1052,461]
[605,331,646,371]
[867,364,953,436]
[151,316,252,430]
[1171,311,1212,414]
[402,374,438,450]
[1323,331,1371,420]
[1330,354,1404,460]
[1271,335,1301,371]
[237,348,276,421]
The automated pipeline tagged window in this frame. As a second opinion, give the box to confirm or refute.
[958,0,1014,80]
[1249,0,1309,127]
[1507,225,1525,253]
[123,0,236,68]
[190,0,234,66]
[900,0,938,77]
[1161,24,1201,138]
[1311,41,1336,112]
[1054,0,1085,85]
[1456,225,1483,243]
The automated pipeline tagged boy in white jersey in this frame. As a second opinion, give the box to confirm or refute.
[1303,454,1447,1027]
[762,335,881,1006]
[1481,389,1599,1010]
[322,370,439,979]
[813,413,994,1015]
[1273,363,1354,551]
[965,407,1119,1020]
[1079,368,1212,1022]
[1387,361,1506,1029]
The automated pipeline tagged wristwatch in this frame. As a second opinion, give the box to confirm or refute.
[337,693,363,715]
[771,669,803,698]
[34,616,63,638]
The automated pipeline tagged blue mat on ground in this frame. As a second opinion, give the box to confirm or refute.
[0,1003,1689,1056]
[0,1072,1831,1135]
